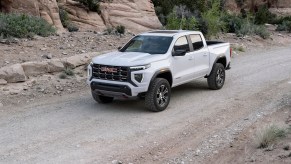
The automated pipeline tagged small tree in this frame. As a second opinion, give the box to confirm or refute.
[202,0,226,38]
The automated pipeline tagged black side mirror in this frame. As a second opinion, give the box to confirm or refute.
[172,49,187,56]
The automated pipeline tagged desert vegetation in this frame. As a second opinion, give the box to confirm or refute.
[256,125,290,149]
[0,13,55,38]
[153,0,291,39]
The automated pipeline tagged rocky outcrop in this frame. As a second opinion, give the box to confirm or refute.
[0,0,162,33]
[100,0,162,32]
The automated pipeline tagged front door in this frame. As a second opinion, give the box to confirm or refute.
[171,36,195,86]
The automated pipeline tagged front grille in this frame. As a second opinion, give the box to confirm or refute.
[92,64,129,82]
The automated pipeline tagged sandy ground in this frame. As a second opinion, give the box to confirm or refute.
[206,105,291,164]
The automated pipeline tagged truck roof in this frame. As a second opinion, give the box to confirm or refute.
[140,30,201,37]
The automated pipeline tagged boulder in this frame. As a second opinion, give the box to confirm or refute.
[21,60,65,76]
[0,64,26,83]
[62,53,91,68]
[47,60,65,73]
[21,62,48,76]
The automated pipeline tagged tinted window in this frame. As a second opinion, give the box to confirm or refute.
[174,36,190,52]
[121,35,173,54]
[190,35,204,50]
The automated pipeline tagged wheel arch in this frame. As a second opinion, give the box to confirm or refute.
[150,69,173,87]
[214,56,227,68]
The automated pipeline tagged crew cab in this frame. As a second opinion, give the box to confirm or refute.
[87,30,231,112]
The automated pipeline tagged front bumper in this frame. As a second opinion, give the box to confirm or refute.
[91,82,132,97]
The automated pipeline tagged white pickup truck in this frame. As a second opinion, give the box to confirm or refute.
[87,30,231,112]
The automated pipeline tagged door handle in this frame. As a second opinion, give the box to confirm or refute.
[203,53,208,56]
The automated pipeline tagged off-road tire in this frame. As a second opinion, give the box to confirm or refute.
[145,78,171,112]
[207,63,225,90]
[91,91,114,104]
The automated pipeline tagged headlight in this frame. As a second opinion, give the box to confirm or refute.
[130,64,151,71]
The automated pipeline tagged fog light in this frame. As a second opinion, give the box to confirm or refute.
[134,73,143,83]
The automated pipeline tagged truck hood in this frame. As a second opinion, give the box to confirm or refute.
[92,51,167,66]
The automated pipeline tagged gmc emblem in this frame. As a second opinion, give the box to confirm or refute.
[101,67,118,73]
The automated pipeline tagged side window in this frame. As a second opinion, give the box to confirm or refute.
[190,35,204,51]
[174,36,190,52]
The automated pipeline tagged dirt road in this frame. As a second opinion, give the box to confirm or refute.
[1,47,291,164]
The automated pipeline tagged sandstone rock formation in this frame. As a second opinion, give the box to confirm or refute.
[100,0,162,32]
[0,0,162,33]
[58,0,106,32]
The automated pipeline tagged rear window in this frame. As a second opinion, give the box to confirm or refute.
[190,35,204,50]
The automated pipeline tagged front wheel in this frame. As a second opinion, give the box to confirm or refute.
[91,91,114,104]
[207,63,226,90]
[145,78,171,112]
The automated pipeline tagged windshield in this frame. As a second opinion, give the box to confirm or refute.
[120,35,173,54]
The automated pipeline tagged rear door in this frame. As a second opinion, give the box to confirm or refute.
[189,34,210,77]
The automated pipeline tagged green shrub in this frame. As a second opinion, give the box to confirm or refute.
[75,0,100,13]
[276,20,291,32]
[166,10,198,31]
[103,26,125,35]
[115,25,125,34]
[104,27,114,35]
[201,0,226,38]
[153,0,208,26]
[254,5,277,25]
[67,24,79,32]
[59,8,69,28]
[236,20,254,37]
[236,22,270,39]
[59,8,79,32]
[269,15,291,25]
[165,11,180,30]
[254,25,270,39]
[64,68,75,76]
[0,13,55,38]
[221,13,244,33]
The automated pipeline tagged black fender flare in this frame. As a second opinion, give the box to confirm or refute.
[150,68,173,86]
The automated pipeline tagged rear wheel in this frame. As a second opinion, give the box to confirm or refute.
[145,78,171,112]
[207,63,225,90]
[91,91,114,104]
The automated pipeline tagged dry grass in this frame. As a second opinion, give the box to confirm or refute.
[256,125,287,149]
